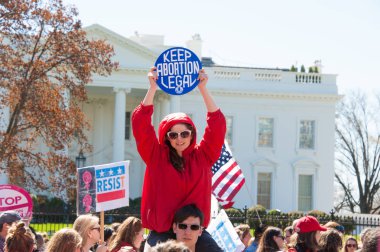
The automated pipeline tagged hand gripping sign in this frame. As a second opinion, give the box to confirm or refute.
[155,47,202,95]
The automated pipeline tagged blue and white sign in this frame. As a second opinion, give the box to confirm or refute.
[207,210,245,252]
[155,47,202,95]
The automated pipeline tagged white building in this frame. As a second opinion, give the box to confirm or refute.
[4,24,341,212]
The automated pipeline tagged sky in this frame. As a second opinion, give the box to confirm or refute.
[63,0,380,95]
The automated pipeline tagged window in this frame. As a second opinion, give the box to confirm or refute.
[125,112,131,140]
[226,116,233,146]
[258,117,274,148]
[257,173,271,209]
[299,120,315,149]
[298,175,313,211]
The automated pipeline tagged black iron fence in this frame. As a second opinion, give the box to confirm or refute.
[29,209,380,237]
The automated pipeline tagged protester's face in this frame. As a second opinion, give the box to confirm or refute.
[315,230,321,242]
[273,233,285,249]
[242,232,252,247]
[133,228,145,249]
[173,216,202,249]
[346,240,357,252]
[167,124,193,155]
[89,224,101,244]
[285,230,292,244]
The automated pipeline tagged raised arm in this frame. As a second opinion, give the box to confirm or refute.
[142,67,158,106]
[197,69,218,113]
[132,67,160,166]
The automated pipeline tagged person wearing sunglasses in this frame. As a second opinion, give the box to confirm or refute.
[343,237,358,252]
[132,67,226,252]
[256,227,284,252]
[171,204,204,252]
[73,215,106,252]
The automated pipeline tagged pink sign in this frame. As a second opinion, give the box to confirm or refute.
[0,184,33,219]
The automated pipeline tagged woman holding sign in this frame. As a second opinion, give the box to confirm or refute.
[132,67,225,251]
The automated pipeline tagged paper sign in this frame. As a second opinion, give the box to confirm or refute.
[0,184,33,219]
[77,161,129,214]
[155,47,202,95]
[207,209,245,252]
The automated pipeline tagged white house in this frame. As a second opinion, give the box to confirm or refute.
[2,24,341,212]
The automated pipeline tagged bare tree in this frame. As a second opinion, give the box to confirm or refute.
[335,91,380,213]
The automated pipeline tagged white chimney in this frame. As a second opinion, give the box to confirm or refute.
[186,34,202,59]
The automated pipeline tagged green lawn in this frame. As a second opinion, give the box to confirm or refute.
[30,223,73,236]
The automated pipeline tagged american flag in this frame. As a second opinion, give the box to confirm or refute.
[211,141,245,209]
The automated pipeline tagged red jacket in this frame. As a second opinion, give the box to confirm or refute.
[132,103,226,232]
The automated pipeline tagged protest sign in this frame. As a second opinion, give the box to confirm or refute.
[77,161,129,214]
[0,184,33,219]
[207,209,245,252]
[155,47,202,95]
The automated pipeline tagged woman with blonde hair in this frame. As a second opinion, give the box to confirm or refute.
[45,228,82,252]
[73,215,106,252]
[4,222,35,252]
[108,217,144,252]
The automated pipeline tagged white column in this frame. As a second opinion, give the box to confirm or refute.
[162,96,170,116]
[0,88,9,184]
[113,88,130,162]
[170,95,180,113]
[153,96,162,130]
[91,98,107,165]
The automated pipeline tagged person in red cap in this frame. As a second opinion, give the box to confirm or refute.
[287,216,327,252]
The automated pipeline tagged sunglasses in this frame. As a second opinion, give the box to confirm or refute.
[177,223,201,231]
[167,130,192,140]
[276,235,285,240]
[346,244,357,248]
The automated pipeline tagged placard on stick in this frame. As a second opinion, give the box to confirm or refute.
[155,47,202,95]
[77,161,130,215]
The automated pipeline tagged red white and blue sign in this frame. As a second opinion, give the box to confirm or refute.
[0,184,33,219]
[155,47,202,95]
[77,161,129,214]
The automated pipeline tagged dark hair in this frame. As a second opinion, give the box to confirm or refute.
[318,229,342,252]
[104,226,114,242]
[173,204,204,226]
[165,123,193,172]
[257,226,282,252]
[343,237,358,252]
[254,224,266,240]
[108,217,143,251]
[289,231,320,252]
[5,222,35,252]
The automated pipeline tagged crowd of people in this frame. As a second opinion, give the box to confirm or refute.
[235,215,380,252]
[2,209,380,252]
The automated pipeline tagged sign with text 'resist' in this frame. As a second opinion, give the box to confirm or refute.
[77,161,129,214]
[155,47,202,95]
[0,184,33,219]
[207,209,245,252]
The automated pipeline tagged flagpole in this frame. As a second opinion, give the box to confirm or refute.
[243,183,262,226]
